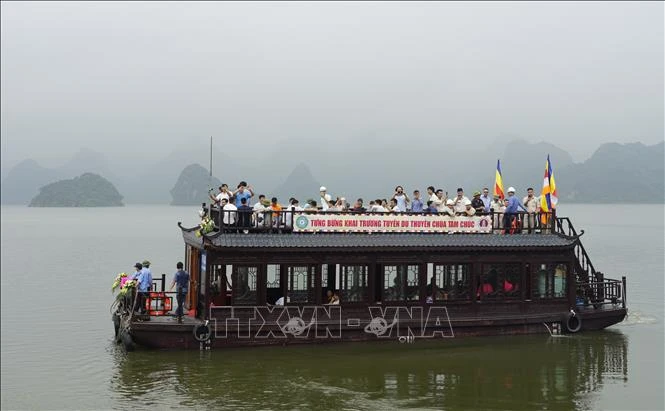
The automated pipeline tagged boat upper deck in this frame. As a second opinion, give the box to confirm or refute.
[181,208,578,252]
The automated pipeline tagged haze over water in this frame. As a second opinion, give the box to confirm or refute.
[0,204,663,410]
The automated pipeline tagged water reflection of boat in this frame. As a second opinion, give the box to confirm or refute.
[111,331,629,410]
[115,208,627,350]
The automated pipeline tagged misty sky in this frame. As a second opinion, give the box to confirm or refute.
[1,1,663,169]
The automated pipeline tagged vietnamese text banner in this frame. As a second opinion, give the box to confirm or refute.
[292,213,493,233]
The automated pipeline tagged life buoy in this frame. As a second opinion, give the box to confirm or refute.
[193,322,211,342]
[565,311,582,333]
[145,292,172,316]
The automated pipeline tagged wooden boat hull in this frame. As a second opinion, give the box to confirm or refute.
[125,306,627,350]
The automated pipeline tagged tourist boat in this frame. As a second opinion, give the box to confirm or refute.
[112,206,627,350]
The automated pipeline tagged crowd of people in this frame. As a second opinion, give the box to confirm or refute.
[207,181,547,233]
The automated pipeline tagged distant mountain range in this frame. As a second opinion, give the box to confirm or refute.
[2,140,663,205]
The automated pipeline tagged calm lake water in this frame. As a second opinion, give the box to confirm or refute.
[1,204,663,410]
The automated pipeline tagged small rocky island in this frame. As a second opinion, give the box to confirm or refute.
[29,173,124,207]
[170,164,221,205]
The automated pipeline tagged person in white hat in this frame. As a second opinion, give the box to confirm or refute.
[443,199,456,216]
[319,186,332,211]
[461,199,476,216]
[503,187,526,234]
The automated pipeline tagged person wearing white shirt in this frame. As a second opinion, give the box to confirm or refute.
[392,186,410,212]
[209,184,230,207]
[461,200,476,216]
[284,198,304,227]
[221,198,237,226]
[522,187,539,233]
[319,186,332,211]
[434,189,447,213]
[453,188,470,214]
[252,195,268,227]
[370,199,387,212]
[491,196,506,229]
[442,199,456,216]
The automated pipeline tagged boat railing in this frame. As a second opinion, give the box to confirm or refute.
[202,202,557,235]
[577,275,627,309]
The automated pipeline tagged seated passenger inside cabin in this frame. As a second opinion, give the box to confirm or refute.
[425,276,437,297]
[451,280,467,298]
[498,276,517,294]
[477,274,494,298]
[331,291,340,305]
[326,290,334,304]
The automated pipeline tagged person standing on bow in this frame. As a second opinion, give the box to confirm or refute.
[170,262,190,323]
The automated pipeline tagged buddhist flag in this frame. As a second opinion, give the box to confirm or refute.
[494,159,505,200]
[540,155,558,225]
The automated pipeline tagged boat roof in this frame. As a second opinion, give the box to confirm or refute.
[181,228,577,251]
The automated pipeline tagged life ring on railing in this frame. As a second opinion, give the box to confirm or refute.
[144,292,172,316]
[193,322,211,342]
[565,311,582,333]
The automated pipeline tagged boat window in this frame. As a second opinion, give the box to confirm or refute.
[383,265,419,302]
[233,266,258,305]
[321,264,334,302]
[287,266,313,303]
[534,263,567,299]
[479,263,522,300]
[431,264,471,301]
[266,264,281,305]
[340,265,368,302]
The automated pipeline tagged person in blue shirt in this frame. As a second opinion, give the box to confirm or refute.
[425,201,438,214]
[411,190,424,213]
[141,260,153,292]
[170,262,190,323]
[233,181,254,208]
[130,262,148,314]
[503,187,527,234]
[480,187,492,213]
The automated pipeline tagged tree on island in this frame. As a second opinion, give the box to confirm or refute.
[29,173,124,207]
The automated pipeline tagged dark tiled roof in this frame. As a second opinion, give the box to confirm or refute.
[183,230,576,249]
